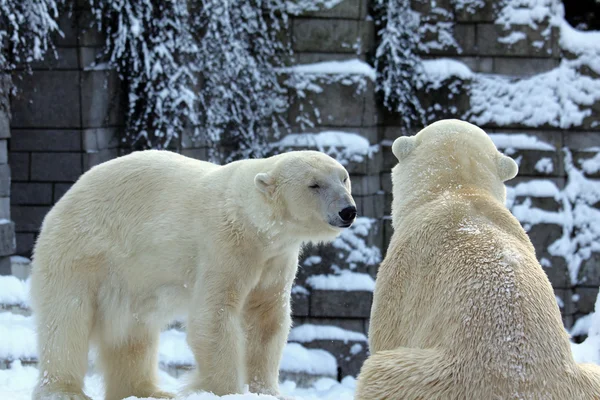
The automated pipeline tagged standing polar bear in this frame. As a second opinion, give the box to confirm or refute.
[30,150,356,400]
[355,119,600,399]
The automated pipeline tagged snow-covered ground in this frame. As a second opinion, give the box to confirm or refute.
[0,362,356,400]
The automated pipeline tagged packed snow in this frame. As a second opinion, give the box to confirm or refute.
[270,131,379,166]
[571,292,600,365]
[289,324,367,344]
[581,153,600,175]
[0,360,356,400]
[534,157,554,174]
[489,133,555,151]
[420,58,473,89]
[306,270,375,292]
[290,60,376,81]
[0,276,29,308]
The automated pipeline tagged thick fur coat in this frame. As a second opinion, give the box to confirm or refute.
[355,119,600,400]
[30,150,355,400]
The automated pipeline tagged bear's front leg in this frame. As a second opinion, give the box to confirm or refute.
[244,288,293,396]
[185,277,251,396]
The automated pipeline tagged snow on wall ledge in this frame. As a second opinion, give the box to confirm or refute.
[418,11,600,130]
[289,60,376,81]
[288,324,367,344]
[270,132,379,166]
[503,151,600,285]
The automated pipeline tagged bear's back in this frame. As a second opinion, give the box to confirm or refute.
[375,189,575,387]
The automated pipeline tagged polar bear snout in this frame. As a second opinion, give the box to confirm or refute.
[338,206,357,225]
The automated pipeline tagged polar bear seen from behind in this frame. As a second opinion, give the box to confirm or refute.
[30,150,356,400]
[355,119,600,399]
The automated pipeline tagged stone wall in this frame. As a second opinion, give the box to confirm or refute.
[5,0,600,379]
[0,74,16,275]
[9,8,123,256]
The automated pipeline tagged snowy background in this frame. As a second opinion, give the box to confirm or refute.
[1,0,600,399]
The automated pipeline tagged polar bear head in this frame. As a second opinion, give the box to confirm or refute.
[255,151,356,241]
[390,119,518,218]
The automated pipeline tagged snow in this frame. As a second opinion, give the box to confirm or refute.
[0,316,338,379]
[290,60,376,81]
[292,285,310,296]
[306,270,375,292]
[10,256,31,265]
[420,58,473,89]
[469,63,600,129]
[0,360,356,400]
[0,0,61,70]
[332,217,382,267]
[286,0,345,15]
[571,312,594,337]
[495,0,559,30]
[559,20,600,55]
[0,276,29,308]
[497,31,527,45]
[534,157,554,174]
[303,256,322,267]
[0,313,36,362]
[270,131,379,166]
[580,153,600,175]
[280,343,338,376]
[488,133,555,151]
[506,179,561,209]
[571,291,600,365]
[289,324,367,343]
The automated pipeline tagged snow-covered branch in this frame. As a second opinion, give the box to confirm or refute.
[0,0,62,72]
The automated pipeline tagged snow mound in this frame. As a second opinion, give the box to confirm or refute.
[280,343,338,376]
[420,58,473,89]
[489,133,555,151]
[0,276,29,308]
[270,131,379,166]
[306,270,375,292]
[0,360,356,399]
[572,290,600,364]
[290,59,376,81]
[0,313,36,362]
[580,153,600,175]
[0,314,338,379]
[289,324,367,343]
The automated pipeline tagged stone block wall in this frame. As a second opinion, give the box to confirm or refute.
[9,8,123,256]
[0,74,16,274]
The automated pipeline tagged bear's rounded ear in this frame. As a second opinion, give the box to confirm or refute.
[392,136,417,161]
[497,155,518,182]
[255,173,275,195]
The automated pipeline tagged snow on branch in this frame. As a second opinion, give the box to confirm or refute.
[373,0,425,131]
[192,0,292,161]
[0,0,61,72]
[88,0,199,150]
[87,0,315,158]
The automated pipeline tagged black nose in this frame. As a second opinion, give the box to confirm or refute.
[339,206,357,222]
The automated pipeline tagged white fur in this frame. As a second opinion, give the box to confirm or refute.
[356,119,600,399]
[29,150,355,400]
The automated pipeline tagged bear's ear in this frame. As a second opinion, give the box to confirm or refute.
[497,155,518,182]
[392,136,417,160]
[255,173,275,196]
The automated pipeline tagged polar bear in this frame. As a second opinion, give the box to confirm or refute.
[355,119,600,399]
[30,149,356,400]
